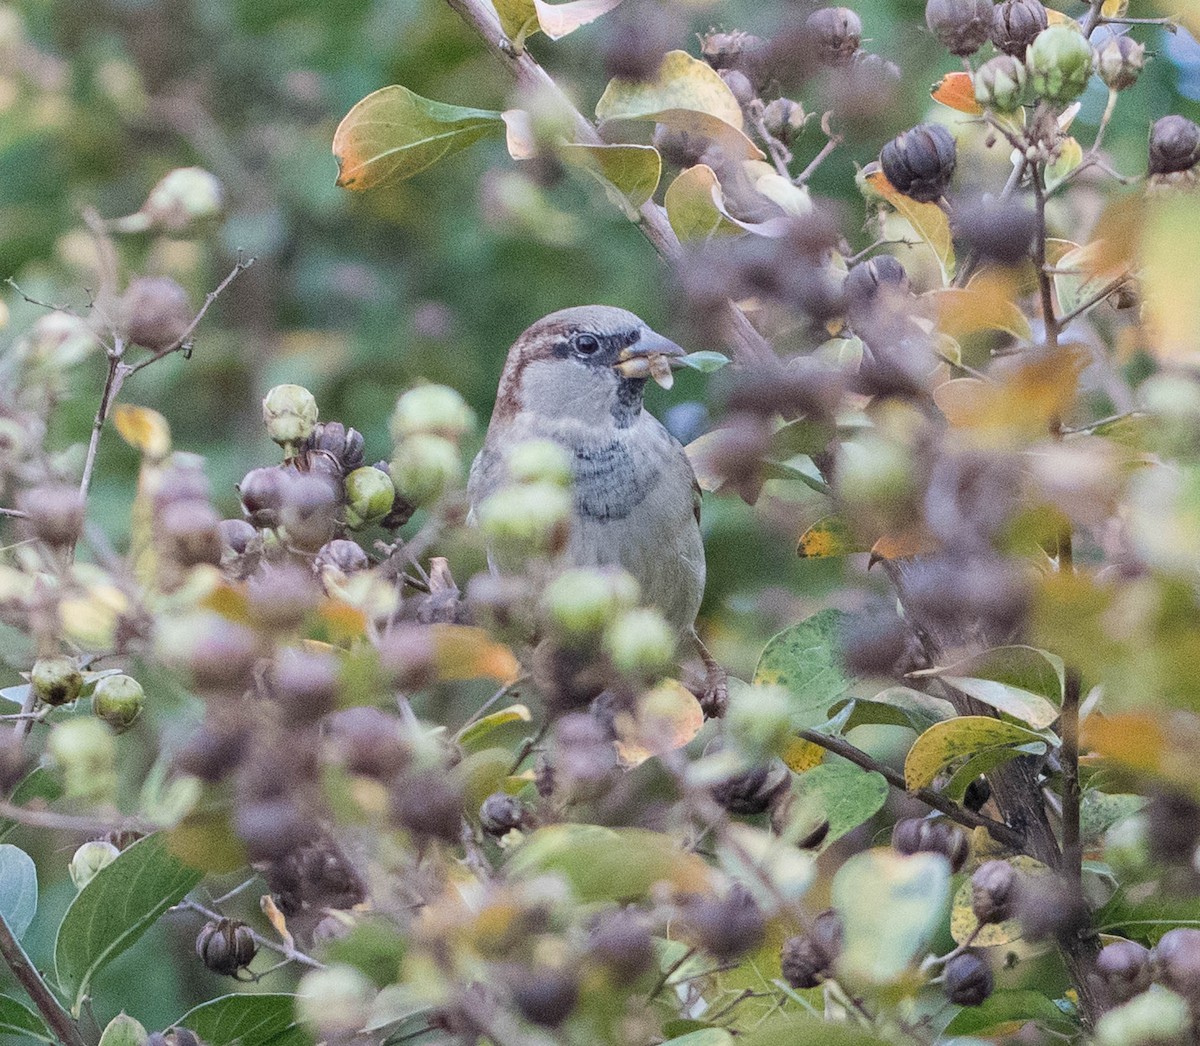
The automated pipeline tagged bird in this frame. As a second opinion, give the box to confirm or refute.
[468,306,722,705]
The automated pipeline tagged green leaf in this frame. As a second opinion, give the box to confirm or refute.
[833,850,950,985]
[505,824,712,902]
[0,845,36,939]
[664,1030,736,1046]
[456,704,531,752]
[677,351,730,373]
[904,716,1048,791]
[332,86,502,191]
[739,1013,891,1044]
[55,833,203,1014]
[944,989,1077,1036]
[1044,135,1083,192]
[177,993,310,1046]
[847,686,956,734]
[664,165,744,242]
[0,685,28,707]
[1,767,62,843]
[1080,790,1145,843]
[1096,891,1200,945]
[0,995,52,1044]
[753,610,853,730]
[1053,241,1113,322]
[788,762,888,849]
[560,142,662,209]
[98,1014,149,1046]
[923,645,1063,729]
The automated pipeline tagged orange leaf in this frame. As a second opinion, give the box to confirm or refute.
[432,624,522,683]
[113,404,171,460]
[931,71,982,115]
[931,275,1033,341]
[613,679,704,766]
[863,165,955,283]
[871,528,936,563]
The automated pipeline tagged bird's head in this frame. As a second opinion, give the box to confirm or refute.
[492,305,685,428]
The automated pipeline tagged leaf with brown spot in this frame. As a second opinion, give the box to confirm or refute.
[931,71,982,115]
[597,50,745,130]
[904,716,1048,791]
[333,86,502,191]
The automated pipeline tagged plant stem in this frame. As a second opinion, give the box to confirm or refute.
[1032,161,1059,349]
[796,134,842,184]
[0,799,138,835]
[440,0,774,365]
[1061,668,1082,883]
[795,729,1024,848]
[0,914,87,1046]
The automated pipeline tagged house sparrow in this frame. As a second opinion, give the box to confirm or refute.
[469,307,716,687]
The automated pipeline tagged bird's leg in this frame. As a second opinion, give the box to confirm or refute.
[692,629,728,719]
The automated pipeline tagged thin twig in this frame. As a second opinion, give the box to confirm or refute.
[0,799,139,835]
[455,675,529,738]
[3,279,83,316]
[125,255,256,375]
[78,349,128,504]
[174,898,324,969]
[0,914,87,1046]
[440,0,774,365]
[646,946,696,1002]
[795,729,1025,848]
[1080,0,1107,37]
[1057,272,1132,327]
[796,134,842,185]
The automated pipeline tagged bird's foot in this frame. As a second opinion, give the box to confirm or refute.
[693,631,728,719]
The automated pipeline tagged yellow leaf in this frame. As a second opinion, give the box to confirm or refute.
[113,404,171,460]
[797,514,858,558]
[318,599,369,642]
[260,894,295,949]
[782,736,825,772]
[949,855,1053,946]
[201,582,251,623]
[1141,193,1200,364]
[930,71,982,115]
[494,0,538,39]
[904,716,1046,790]
[863,165,955,284]
[931,280,1033,341]
[597,49,745,130]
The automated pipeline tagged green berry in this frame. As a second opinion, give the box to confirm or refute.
[92,674,145,732]
[543,567,640,640]
[507,438,572,487]
[477,482,572,565]
[296,965,376,1036]
[70,840,120,889]
[262,384,318,447]
[343,466,396,529]
[603,608,676,677]
[389,434,462,507]
[31,655,84,707]
[390,384,474,443]
[1027,25,1093,103]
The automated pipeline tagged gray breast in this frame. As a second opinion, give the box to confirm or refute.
[571,438,660,523]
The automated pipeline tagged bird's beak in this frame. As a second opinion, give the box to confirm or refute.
[613,332,686,390]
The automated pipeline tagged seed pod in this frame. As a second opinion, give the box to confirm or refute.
[478,482,571,563]
[925,0,993,57]
[271,648,340,726]
[1149,115,1200,176]
[954,197,1037,266]
[880,124,956,203]
[542,567,640,641]
[92,674,145,732]
[138,167,223,231]
[971,859,1017,925]
[944,950,994,1006]
[975,54,1028,113]
[761,98,806,142]
[219,518,257,557]
[238,466,289,529]
[18,484,86,548]
[990,0,1048,57]
[391,768,465,842]
[845,255,908,310]
[719,68,755,106]
[479,792,526,836]
[891,818,970,872]
[158,499,223,568]
[506,966,579,1027]
[327,707,409,780]
[588,909,656,984]
[343,466,395,530]
[1144,791,1200,864]
[1096,939,1152,1004]
[507,438,572,487]
[805,7,863,66]
[31,655,84,707]
[69,840,120,889]
[121,276,191,352]
[711,763,790,816]
[781,933,828,988]
[302,420,365,475]
[1152,928,1200,1003]
[390,434,462,507]
[262,384,319,447]
[1095,34,1146,92]
[196,917,257,976]
[686,886,765,962]
[1027,25,1093,103]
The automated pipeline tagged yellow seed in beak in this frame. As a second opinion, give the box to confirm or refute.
[614,354,675,388]
[648,354,674,390]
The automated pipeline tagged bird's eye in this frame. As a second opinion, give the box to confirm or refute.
[573,334,601,357]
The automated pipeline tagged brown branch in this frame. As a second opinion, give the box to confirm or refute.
[440,0,773,365]
[0,800,143,835]
[795,729,1025,849]
[0,914,87,1046]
